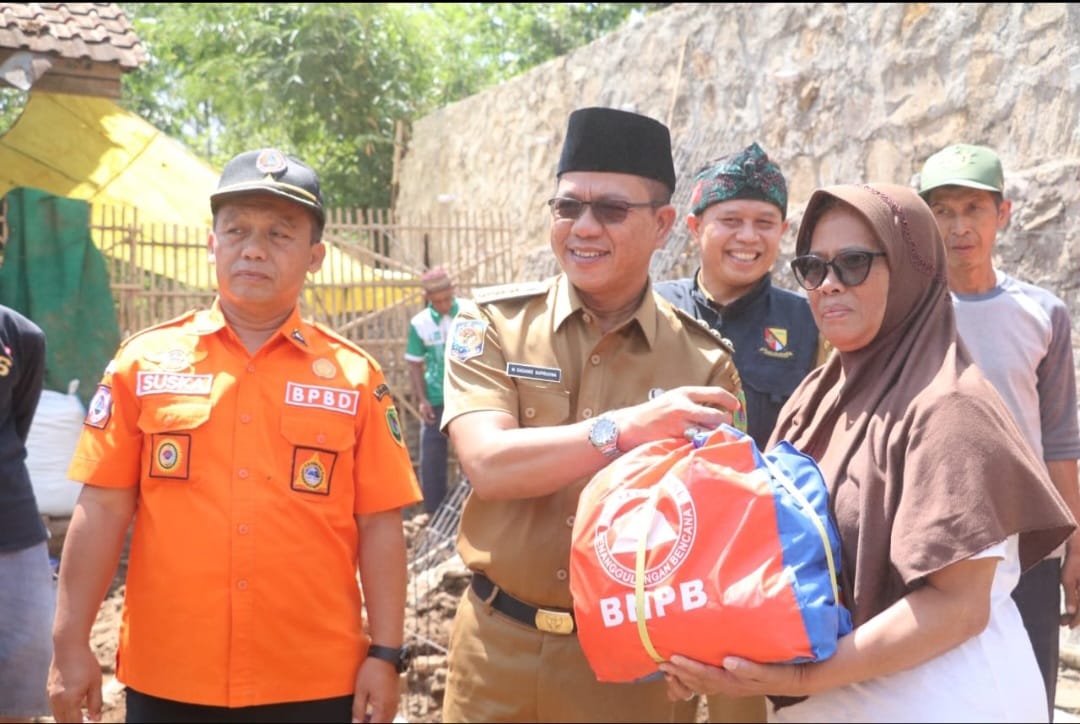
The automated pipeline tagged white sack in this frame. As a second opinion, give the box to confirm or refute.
[26,381,85,517]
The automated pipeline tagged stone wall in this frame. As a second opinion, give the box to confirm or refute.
[395,2,1080,350]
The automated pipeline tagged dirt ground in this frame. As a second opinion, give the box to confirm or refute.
[37,511,1080,723]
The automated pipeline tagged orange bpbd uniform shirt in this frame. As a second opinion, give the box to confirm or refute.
[68,303,421,707]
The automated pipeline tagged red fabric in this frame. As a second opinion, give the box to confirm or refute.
[570,428,814,683]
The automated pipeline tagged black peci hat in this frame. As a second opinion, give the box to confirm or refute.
[557,107,676,193]
[210,148,324,224]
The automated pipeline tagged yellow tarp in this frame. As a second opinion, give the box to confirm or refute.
[0,91,219,227]
[0,91,411,312]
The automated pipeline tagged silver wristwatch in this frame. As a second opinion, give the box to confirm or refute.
[588,413,620,458]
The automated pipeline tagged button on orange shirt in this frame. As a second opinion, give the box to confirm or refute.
[68,303,421,707]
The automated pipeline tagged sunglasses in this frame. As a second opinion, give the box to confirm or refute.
[547,197,662,225]
[790,250,887,290]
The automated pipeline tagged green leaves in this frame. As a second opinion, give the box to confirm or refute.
[116,3,658,209]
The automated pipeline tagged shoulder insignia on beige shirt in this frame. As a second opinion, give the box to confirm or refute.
[470,280,549,305]
[670,306,736,354]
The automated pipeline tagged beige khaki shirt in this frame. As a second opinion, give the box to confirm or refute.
[443,274,742,609]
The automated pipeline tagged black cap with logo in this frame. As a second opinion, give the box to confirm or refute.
[210,148,324,224]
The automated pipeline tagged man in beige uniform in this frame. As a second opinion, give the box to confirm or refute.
[440,107,764,723]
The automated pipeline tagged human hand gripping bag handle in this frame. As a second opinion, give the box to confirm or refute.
[569,423,854,683]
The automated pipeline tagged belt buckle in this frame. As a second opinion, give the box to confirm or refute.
[534,608,574,635]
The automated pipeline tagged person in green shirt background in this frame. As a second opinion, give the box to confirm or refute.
[405,268,459,514]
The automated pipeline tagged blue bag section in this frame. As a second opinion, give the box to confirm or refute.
[694,423,854,661]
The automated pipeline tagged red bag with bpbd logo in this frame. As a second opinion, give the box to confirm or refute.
[568,424,852,683]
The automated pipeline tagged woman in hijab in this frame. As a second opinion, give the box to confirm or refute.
[659,183,1076,722]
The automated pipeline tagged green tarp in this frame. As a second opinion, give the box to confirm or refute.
[0,186,121,409]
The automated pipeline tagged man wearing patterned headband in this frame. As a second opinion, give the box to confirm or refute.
[656,142,828,449]
[48,149,421,723]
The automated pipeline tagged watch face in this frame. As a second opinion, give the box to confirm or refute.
[590,416,618,446]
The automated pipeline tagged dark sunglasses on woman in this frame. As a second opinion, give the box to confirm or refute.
[790,250,887,291]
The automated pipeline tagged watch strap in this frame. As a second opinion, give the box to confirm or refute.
[367,643,411,673]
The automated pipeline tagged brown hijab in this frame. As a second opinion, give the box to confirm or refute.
[769,183,1075,627]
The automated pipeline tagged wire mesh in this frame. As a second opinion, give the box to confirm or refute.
[406,478,471,647]
[401,476,472,721]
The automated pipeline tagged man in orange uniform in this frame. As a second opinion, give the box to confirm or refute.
[46,149,422,724]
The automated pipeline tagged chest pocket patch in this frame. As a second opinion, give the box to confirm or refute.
[281,415,354,497]
[150,435,190,478]
[292,449,334,495]
[138,399,212,480]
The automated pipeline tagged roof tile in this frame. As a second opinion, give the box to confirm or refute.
[0,3,147,70]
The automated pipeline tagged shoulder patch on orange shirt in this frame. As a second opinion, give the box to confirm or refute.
[84,384,113,429]
[386,407,404,446]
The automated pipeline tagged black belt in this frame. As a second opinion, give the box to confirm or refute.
[471,572,576,635]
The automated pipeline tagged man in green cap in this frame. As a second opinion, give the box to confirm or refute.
[919,142,1080,720]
